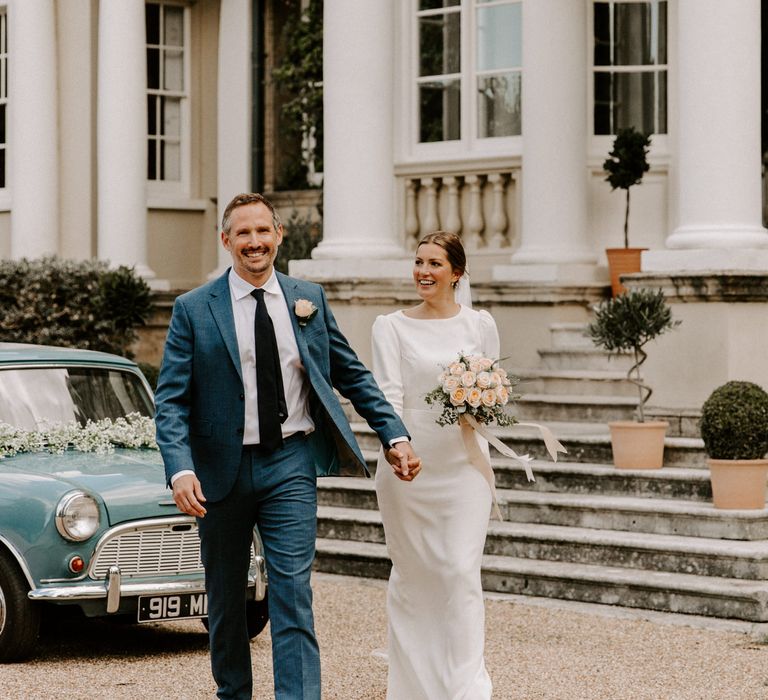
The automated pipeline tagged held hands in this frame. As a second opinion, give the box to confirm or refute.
[172,474,207,517]
[385,441,422,481]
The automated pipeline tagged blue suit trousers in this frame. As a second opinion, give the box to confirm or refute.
[197,434,320,700]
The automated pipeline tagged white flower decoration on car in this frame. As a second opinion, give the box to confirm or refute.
[294,298,318,327]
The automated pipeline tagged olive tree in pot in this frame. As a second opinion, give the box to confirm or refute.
[587,288,680,469]
[603,127,651,296]
[699,381,768,509]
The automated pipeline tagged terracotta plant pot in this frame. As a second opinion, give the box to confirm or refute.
[608,421,669,469]
[708,458,768,509]
[605,248,647,297]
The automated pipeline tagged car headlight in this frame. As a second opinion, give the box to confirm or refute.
[55,491,100,542]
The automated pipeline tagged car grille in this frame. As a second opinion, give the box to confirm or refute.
[89,520,204,579]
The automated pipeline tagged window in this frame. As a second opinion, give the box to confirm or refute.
[146,1,188,188]
[0,11,7,189]
[593,0,667,135]
[415,0,521,145]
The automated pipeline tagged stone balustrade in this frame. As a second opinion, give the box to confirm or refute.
[397,166,520,253]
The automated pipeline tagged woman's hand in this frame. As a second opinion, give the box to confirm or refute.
[386,441,422,481]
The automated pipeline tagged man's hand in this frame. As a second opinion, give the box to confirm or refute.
[172,474,207,517]
[385,441,421,481]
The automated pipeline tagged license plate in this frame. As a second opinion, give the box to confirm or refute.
[137,592,208,622]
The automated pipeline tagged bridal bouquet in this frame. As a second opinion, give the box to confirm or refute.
[425,352,567,521]
[424,353,519,428]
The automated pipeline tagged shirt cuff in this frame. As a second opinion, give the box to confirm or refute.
[388,437,409,447]
[170,469,195,486]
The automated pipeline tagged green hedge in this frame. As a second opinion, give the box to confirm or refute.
[0,257,153,358]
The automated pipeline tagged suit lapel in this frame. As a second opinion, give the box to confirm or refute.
[208,271,243,382]
[277,272,312,370]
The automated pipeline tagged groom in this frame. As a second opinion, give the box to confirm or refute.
[154,192,419,700]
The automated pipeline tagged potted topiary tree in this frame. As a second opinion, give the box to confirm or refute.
[699,381,768,509]
[587,288,680,469]
[603,127,651,296]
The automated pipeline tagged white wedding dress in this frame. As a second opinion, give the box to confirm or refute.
[372,305,498,700]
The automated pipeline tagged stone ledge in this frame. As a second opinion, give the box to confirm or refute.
[316,278,610,306]
[624,272,768,302]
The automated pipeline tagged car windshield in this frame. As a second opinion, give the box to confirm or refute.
[0,367,154,431]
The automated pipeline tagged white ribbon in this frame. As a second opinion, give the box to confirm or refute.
[459,414,567,521]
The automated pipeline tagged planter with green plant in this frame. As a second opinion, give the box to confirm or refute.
[699,381,768,509]
[587,288,680,469]
[603,127,651,296]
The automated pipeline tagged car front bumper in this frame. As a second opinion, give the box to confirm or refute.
[29,556,267,613]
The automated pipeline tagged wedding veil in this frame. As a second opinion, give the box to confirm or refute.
[454,273,473,308]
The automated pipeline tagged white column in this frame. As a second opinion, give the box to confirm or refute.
[10,0,58,258]
[97,0,157,282]
[645,0,768,271]
[214,0,252,274]
[500,0,594,282]
[311,0,404,263]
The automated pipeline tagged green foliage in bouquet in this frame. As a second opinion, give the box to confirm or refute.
[425,352,519,428]
[699,381,768,460]
[0,257,153,358]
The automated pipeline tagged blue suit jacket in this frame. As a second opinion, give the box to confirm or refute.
[154,269,408,502]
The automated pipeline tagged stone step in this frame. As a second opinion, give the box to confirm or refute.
[645,407,703,439]
[491,460,713,501]
[316,478,768,540]
[315,505,768,580]
[313,538,768,622]
[549,322,595,350]
[495,489,768,541]
[484,520,768,580]
[538,348,634,372]
[340,457,714,501]
[351,421,707,468]
[514,393,638,423]
[500,429,706,468]
[512,368,638,398]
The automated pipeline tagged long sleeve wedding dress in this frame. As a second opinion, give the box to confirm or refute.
[372,304,498,700]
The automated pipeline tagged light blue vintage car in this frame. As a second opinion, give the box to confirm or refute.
[0,343,268,661]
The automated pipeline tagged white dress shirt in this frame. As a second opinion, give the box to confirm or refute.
[228,268,313,443]
[171,269,313,485]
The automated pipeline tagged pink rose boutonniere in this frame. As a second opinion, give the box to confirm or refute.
[294,299,318,327]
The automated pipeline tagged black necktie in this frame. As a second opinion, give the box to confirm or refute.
[250,288,288,451]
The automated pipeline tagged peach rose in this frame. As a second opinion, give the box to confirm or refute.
[449,387,467,406]
[479,357,494,371]
[294,298,318,326]
[461,371,476,388]
[442,375,460,392]
[496,386,510,405]
[467,387,482,408]
[481,389,497,407]
[449,362,466,376]
[476,371,492,389]
[489,372,502,388]
[469,362,483,374]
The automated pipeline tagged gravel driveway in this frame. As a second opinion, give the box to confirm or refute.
[2,573,767,699]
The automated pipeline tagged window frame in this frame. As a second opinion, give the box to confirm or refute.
[145,0,191,199]
[0,8,8,201]
[398,0,523,164]
[588,0,670,157]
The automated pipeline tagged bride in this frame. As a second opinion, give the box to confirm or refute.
[372,231,497,699]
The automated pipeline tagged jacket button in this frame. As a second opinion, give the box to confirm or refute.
[239,394,245,400]
[236,428,244,435]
